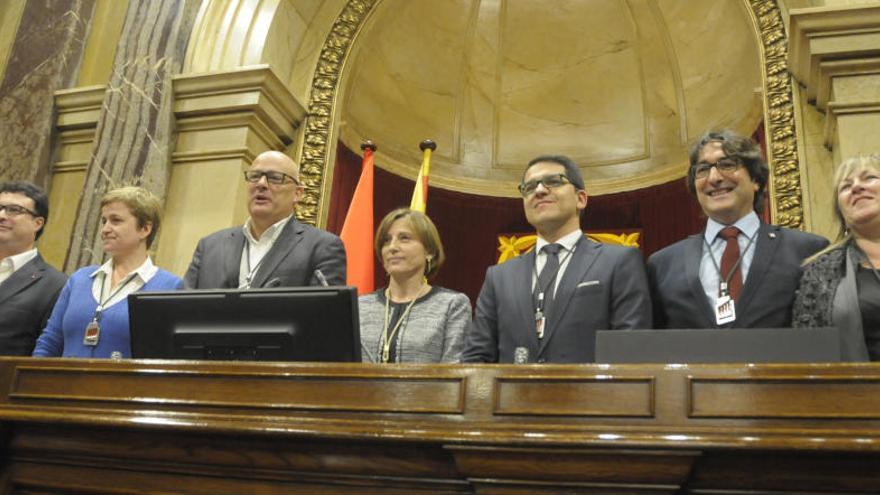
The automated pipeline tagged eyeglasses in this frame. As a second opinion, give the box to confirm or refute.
[694,159,741,179]
[0,203,38,217]
[518,174,572,197]
[243,170,300,186]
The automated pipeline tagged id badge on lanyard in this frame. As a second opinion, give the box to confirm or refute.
[86,272,137,347]
[714,282,736,325]
[83,317,100,346]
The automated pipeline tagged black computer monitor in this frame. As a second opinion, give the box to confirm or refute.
[128,287,361,362]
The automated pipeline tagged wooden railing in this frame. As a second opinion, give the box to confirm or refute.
[0,358,878,493]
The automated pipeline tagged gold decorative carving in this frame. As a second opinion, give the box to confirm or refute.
[299,0,378,225]
[746,0,803,228]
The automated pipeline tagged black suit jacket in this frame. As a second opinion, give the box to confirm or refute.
[646,223,828,329]
[462,240,652,363]
[184,219,346,289]
[0,254,67,355]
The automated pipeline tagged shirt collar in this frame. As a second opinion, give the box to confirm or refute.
[705,211,760,243]
[243,215,292,244]
[90,256,157,283]
[536,228,583,254]
[0,247,38,271]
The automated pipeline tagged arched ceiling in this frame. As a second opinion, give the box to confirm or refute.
[340,0,764,197]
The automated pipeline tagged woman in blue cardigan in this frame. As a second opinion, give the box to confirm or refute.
[33,186,182,358]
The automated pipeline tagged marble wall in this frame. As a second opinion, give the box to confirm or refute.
[0,0,95,185]
[64,0,202,271]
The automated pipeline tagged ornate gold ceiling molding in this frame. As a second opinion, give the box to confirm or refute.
[299,0,378,225]
[302,0,802,227]
[746,0,803,228]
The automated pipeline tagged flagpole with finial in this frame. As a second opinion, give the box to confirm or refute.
[410,139,436,213]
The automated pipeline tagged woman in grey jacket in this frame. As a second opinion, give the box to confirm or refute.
[792,155,880,361]
[359,208,471,363]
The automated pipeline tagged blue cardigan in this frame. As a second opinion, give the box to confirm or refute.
[33,266,182,358]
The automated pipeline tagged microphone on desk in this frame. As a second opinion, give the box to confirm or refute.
[314,269,329,287]
[263,277,282,288]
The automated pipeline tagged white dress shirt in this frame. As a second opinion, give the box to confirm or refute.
[90,257,158,309]
[0,248,38,285]
[533,229,584,294]
[238,215,292,288]
[699,211,760,303]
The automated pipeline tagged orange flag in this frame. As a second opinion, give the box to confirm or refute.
[340,142,375,294]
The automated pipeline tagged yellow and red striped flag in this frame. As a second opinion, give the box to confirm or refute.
[340,141,376,294]
[410,140,436,213]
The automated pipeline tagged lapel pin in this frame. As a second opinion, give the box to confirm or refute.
[768,232,777,239]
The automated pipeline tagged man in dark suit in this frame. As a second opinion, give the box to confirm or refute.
[0,181,67,355]
[462,155,652,363]
[647,130,828,329]
[184,150,345,289]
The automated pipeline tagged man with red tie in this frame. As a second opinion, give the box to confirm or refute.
[647,130,827,329]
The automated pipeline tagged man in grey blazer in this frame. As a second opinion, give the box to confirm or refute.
[647,130,827,329]
[462,155,652,363]
[184,151,346,289]
[0,181,67,355]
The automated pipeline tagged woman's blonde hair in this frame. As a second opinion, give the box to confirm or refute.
[804,154,880,264]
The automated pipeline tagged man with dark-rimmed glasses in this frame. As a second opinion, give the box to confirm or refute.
[647,129,827,330]
[184,150,345,289]
[0,181,67,355]
[463,155,651,363]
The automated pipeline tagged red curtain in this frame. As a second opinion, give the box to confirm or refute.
[327,142,707,304]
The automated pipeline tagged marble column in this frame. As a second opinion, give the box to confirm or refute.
[789,5,880,224]
[0,0,95,184]
[64,0,202,271]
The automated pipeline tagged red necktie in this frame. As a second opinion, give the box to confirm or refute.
[719,226,743,301]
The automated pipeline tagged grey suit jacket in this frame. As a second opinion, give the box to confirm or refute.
[184,219,346,289]
[646,223,828,329]
[462,240,652,363]
[0,253,67,355]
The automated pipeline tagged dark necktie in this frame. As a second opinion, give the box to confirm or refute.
[718,226,743,301]
[535,243,563,314]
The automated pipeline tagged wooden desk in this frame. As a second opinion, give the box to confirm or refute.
[0,358,878,493]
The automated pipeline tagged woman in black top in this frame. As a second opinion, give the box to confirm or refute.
[793,154,880,360]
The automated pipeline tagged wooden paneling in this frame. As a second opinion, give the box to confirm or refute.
[689,375,880,418]
[494,376,654,417]
[448,445,698,484]
[0,359,879,493]
[10,365,466,414]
